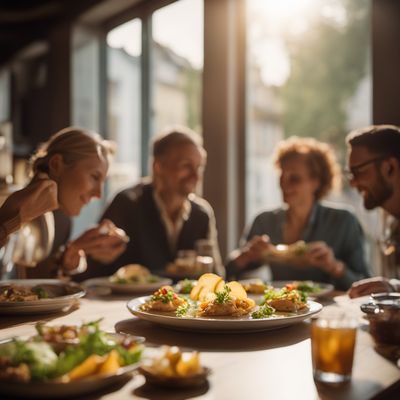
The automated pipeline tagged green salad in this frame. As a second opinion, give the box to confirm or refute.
[0,320,143,383]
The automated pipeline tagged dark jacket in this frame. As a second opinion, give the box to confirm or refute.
[75,180,212,280]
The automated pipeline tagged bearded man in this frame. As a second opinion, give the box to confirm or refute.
[346,125,400,297]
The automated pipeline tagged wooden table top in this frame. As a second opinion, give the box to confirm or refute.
[0,292,399,400]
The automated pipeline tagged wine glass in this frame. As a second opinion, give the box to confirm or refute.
[1,212,55,279]
[378,212,400,279]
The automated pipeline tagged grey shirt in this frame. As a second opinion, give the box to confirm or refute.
[226,202,371,290]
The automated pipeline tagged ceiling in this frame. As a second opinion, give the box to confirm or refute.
[0,0,107,66]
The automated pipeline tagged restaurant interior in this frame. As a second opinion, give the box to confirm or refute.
[0,0,400,399]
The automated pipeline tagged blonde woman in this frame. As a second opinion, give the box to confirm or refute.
[227,137,370,290]
[3,127,127,279]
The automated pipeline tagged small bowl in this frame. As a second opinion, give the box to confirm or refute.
[139,365,211,388]
[360,292,400,345]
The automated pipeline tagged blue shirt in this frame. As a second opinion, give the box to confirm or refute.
[226,202,371,290]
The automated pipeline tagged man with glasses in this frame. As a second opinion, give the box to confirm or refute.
[346,125,400,297]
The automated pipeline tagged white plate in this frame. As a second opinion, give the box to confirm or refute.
[0,333,141,399]
[83,276,172,294]
[126,296,322,333]
[0,368,136,399]
[0,279,85,315]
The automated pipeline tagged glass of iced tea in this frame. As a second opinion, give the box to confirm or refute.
[311,315,357,384]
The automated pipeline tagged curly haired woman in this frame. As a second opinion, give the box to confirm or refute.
[227,137,370,290]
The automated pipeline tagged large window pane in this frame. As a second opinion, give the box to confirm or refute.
[107,19,142,198]
[71,26,103,237]
[246,1,372,211]
[152,0,203,136]
[246,0,378,269]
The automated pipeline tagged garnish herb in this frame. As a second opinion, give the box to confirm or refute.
[176,303,190,317]
[215,285,231,304]
[151,287,177,303]
[251,304,275,319]
[180,279,194,294]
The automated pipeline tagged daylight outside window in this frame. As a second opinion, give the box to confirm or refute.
[246,0,379,270]
[152,0,203,138]
[246,0,374,230]
[107,18,142,199]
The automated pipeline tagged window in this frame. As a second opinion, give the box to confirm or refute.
[246,0,372,218]
[0,70,10,122]
[107,19,142,198]
[152,0,203,136]
[71,26,103,237]
[246,0,379,270]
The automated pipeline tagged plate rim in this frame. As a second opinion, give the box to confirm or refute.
[82,276,172,293]
[126,295,322,332]
[0,279,85,307]
[0,331,142,396]
[138,365,211,387]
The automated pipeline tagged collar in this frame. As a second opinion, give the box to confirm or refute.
[152,189,192,223]
[301,202,319,239]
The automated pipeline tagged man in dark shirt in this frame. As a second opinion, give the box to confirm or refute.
[78,126,223,279]
[346,125,400,297]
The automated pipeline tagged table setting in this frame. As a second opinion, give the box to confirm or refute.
[0,269,399,400]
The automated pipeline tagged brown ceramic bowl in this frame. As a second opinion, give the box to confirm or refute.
[139,365,211,388]
[360,292,400,345]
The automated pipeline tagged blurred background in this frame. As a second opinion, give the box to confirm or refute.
[0,0,399,273]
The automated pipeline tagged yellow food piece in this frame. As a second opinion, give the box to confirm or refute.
[198,284,219,302]
[175,352,201,377]
[67,354,105,381]
[98,350,121,375]
[215,279,226,293]
[190,273,249,302]
[164,346,181,367]
[189,282,203,301]
[226,281,247,299]
[150,346,203,378]
[153,358,175,377]
[190,273,223,301]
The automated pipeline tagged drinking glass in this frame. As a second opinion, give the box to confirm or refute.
[175,250,197,270]
[195,239,214,272]
[1,212,54,279]
[311,314,357,384]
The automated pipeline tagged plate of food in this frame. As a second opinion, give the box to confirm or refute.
[0,279,85,314]
[83,264,172,294]
[0,320,143,399]
[139,345,210,388]
[262,240,314,265]
[127,273,322,333]
[271,280,334,298]
[240,279,334,299]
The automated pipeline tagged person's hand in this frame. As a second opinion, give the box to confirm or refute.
[61,243,86,272]
[348,277,393,298]
[304,241,344,277]
[235,235,272,269]
[67,220,128,265]
[1,173,58,223]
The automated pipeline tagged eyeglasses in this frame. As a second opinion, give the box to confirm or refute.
[344,155,387,181]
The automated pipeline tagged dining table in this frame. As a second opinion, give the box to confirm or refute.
[0,289,399,400]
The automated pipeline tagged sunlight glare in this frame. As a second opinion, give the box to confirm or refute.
[248,0,319,87]
[153,0,203,68]
[253,0,317,21]
[107,19,142,57]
